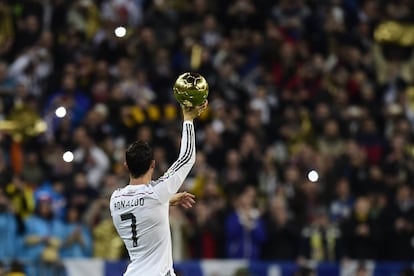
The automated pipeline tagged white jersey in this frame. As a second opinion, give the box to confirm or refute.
[110,121,195,276]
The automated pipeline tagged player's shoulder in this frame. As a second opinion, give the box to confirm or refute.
[111,184,156,198]
[110,187,125,200]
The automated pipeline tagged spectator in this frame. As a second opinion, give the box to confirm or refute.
[202,125,225,173]
[60,206,93,258]
[279,164,307,227]
[334,139,370,196]
[317,118,345,158]
[44,74,91,135]
[0,188,18,260]
[34,181,67,220]
[356,117,384,165]
[82,103,112,144]
[300,179,325,224]
[366,165,385,196]
[189,178,226,259]
[13,15,42,55]
[299,207,342,262]
[225,185,266,259]
[329,178,354,223]
[239,132,262,184]
[72,126,110,189]
[341,196,378,260]
[21,150,44,187]
[49,180,68,221]
[65,171,97,214]
[385,185,414,260]
[261,196,300,260]
[221,149,245,194]
[369,190,389,260]
[381,134,412,197]
[258,147,279,198]
[8,32,53,97]
[22,195,65,275]
[201,14,222,49]
[170,206,192,261]
[5,175,35,220]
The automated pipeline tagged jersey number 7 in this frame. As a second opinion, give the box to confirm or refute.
[121,213,138,247]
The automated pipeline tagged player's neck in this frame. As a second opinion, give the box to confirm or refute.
[129,172,152,186]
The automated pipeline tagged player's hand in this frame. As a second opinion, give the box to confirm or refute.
[182,101,208,121]
[170,192,196,208]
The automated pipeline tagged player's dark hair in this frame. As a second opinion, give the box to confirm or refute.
[125,140,153,178]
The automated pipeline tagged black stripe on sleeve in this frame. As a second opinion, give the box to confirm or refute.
[152,123,193,184]
[170,124,194,173]
[169,123,192,172]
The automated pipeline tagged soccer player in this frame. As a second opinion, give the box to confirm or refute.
[110,102,207,276]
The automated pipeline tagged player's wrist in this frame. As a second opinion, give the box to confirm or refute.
[183,111,195,121]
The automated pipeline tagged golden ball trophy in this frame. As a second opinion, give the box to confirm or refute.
[173,72,209,108]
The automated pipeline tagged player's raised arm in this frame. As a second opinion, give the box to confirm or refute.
[153,102,207,203]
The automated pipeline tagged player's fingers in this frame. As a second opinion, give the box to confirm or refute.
[182,192,195,199]
[183,198,194,205]
[182,195,195,202]
[186,193,196,199]
[185,199,195,207]
[195,101,208,114]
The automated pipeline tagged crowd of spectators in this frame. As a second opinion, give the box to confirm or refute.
[1,0,414,274]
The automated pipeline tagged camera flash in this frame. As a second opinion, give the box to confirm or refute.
[55,106,67,118]
[63,151,74,163]
[114,26,127,38]
[308,170,319,182]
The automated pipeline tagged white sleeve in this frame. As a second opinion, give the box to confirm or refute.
[153,121,195,203]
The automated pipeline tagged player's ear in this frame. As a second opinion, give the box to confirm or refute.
[150,160,155,169]
[124,161,128,170]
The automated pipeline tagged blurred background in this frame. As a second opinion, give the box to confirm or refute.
[0,0,414,275]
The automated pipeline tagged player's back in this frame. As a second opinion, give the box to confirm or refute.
[110,121,196,276]
[110,184,174,276]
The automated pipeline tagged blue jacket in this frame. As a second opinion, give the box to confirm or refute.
[22,215,65,260]
[60,223,93,258]
[225,211,266,259]
[0,212,17,260]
